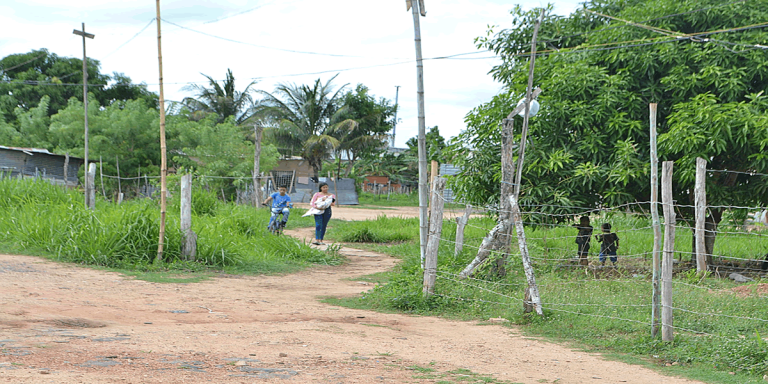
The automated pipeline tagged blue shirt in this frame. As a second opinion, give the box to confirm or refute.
[270,192,291,209]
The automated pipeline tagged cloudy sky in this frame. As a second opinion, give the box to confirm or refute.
[0,0,583,147]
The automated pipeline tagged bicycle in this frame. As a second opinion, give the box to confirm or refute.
[263,203,291,235]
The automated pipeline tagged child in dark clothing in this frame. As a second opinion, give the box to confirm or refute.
[573,216,593,266]
[596,223,620,266]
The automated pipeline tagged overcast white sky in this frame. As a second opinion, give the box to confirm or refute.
[0,0,582,147]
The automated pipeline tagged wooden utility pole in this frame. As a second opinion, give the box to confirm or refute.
[694,157,707,273]
[650,103,662,337]
[423,177,446,296]
[661,161,675,341]
[253,124,264,206]
[72,23,94,208]
[408,0,429,267]
[155,1,168,263]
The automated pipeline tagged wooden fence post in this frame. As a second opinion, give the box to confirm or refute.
[87,163,96,210]
[454,205,472,256]
[180,174,197,260]
[511,195,543,315]
[423,177,446,296]
[661,161,675,341]
[695,157,707,273]
[650,103,662,337]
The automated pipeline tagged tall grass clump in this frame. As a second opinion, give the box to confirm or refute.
[0,178,340,272]
[329,216,417,243]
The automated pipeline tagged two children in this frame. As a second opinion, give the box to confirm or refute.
[573,216,620,266]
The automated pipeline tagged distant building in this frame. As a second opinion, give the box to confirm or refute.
[0,146,83,187]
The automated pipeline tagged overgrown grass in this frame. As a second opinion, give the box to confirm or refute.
[323,214,768,383]
[0,178,340,274]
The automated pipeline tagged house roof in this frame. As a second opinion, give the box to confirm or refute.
[0,146,84,160]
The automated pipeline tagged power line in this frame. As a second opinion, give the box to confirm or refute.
[103,18,156,59]
[201,0,281,25]
[0,52,47,73]
[160,17,399,59]
[541,0,750,45]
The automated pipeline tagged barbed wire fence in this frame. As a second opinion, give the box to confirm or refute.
[421,164,768,373]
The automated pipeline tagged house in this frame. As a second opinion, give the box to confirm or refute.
[0,146,83,187]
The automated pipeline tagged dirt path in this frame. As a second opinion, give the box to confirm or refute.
[0,224,704,383]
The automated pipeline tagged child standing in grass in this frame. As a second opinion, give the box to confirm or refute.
[573,216,593,265]
[596,223,620,266]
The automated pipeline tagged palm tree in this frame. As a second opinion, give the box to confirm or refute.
[258,75,355,179]
[181,69,257,125]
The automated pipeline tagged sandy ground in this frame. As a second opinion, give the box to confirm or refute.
[295,204,475,222]
[0,209,705,384]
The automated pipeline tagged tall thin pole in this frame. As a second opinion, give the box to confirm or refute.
[392,85,400,147]
[513,10,544,199]
[73,23,94,208]
[409,0,429,266]
[649,103,662,337]
[155,1,168,263]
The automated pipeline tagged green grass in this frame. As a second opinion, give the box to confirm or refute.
[321,214,768,383]
[358,191,420,206]
[0,178,341,276]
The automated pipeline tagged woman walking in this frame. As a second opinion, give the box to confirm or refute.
[310,182,335,245]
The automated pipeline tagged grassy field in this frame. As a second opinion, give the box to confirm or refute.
[323,214,768,384]
[0,178,339,275]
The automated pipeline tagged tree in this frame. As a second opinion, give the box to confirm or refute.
[180,69,257,125]
[0,49,156,126]
[331,84,396,177]
[448,0,768,261]
[170,114,279,199]
[259,75,353,179]
[406,126,446,163]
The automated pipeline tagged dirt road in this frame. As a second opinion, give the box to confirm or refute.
[0,215,703,383]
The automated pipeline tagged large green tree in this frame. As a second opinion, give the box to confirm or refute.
[448,0,768,260]
[0,49,157,126]
[331,84,396,177]
[259,75,354,179]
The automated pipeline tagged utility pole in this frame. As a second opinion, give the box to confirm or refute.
[407,0,429,266]
[73,23,95,209]
[155,1,169,263]
[392,85,400,147]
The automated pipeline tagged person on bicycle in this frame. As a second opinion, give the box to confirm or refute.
[263,186,292,229]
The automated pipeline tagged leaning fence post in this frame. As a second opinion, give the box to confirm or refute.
[695,157,707,273]
[454,205,472,256]
[180,174,197,260]
[423,177,446,296]
[661,161,675,341]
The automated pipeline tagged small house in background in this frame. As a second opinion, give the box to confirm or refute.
[0,146,83,187]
